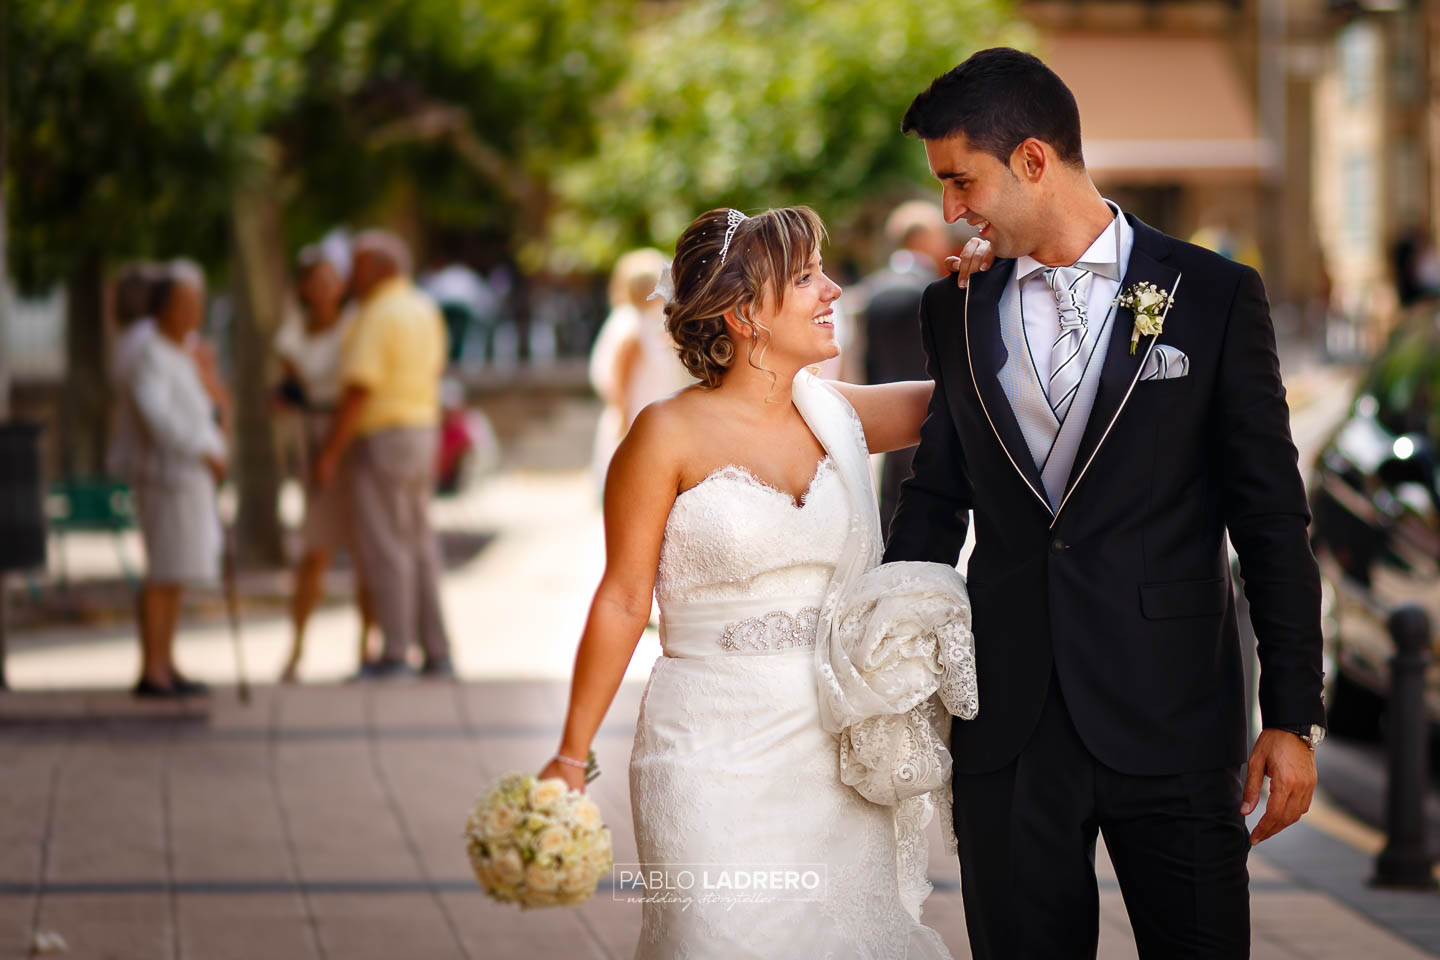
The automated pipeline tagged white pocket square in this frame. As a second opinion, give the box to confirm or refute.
[1140,344,1189,381]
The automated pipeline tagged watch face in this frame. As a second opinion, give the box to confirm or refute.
[1308,724,1327,747]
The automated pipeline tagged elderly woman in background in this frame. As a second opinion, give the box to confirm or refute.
[127,260,227,698]
[107,262,160,483]
[587,248,694,489]
[274,237,376,682]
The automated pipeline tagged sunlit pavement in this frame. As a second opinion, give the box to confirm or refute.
[4,356,1439,958]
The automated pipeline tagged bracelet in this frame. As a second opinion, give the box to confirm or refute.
[552,753,587,770]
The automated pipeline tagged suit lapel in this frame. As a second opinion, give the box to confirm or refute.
[962,259,1052,516]
[1058,217,1181,521]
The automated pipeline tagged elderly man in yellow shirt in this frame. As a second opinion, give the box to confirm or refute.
[314,230,452,678]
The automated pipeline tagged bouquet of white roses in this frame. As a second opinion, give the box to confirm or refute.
[464,773,613,908]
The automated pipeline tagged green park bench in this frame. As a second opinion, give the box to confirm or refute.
[41,478,139,591]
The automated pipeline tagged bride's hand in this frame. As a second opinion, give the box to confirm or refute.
[945,237,995,289]
[538,756,588,793]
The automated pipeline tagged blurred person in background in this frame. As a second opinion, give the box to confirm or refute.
[314,230,453,679]
[420,257,499,366]
[273,235,376,683]
[127,260,227,698]
[588,248,694,490]
[854,200,955,532]
[107,262,160,484]
[1390,225,1440,308]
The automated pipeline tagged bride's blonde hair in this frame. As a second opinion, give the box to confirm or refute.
[664,206,826,388]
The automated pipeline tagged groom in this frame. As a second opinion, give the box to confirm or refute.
[885,48,1326,958]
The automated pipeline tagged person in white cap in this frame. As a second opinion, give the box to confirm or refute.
[273,233,376,682]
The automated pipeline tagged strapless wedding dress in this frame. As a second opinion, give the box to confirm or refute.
[628,376,957,960]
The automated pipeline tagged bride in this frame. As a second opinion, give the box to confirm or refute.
[540,206,977,959]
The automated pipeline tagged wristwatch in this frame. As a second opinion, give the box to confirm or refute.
[1275,723,1326,750]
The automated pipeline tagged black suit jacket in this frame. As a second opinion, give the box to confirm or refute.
[884,215,1326,776]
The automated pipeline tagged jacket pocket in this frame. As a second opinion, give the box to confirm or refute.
[1139,577,1228,620]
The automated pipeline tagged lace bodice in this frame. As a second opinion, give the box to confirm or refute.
[656,457,845,606]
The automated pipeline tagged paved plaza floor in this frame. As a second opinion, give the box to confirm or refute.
[3,354,1438,958]
[1,679,1437,960]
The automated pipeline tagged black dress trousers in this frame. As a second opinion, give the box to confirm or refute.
[952,672,1252,960]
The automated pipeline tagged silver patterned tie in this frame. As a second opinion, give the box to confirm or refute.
[1044,265,1091,422]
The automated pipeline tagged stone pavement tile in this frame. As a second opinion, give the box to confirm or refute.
[274,685,366,731]
[0,691,88,721]
[207,686,277,733]
[167,741,292,882]
[1248,849,1287,882]
[0,745,55,883]
[80,691,208,723]
[273,740,419,881]
[1250,891,1438,959]
[457,681,568,727]
[445,890,612,960]
[0,895,36,960]
[573,890,643,959]
[918,889,969,955]
[32,893,173,960]
[1250,941,1303,960]
[367,682,463,728]
[46,741,167,884]
[309,892,466,960]
[176,892,317,960]
[1097,891,1140,960]
[373,739,485,880]
[475,733,560,784]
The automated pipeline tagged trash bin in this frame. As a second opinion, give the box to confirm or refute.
[0,421,46,571]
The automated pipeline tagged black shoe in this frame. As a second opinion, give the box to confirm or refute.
[420,656,455,679]
[169,674,211,696]
[352,658,415,682]
[133,677,182,699]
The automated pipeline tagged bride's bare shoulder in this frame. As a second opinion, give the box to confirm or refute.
[613,385,711,475]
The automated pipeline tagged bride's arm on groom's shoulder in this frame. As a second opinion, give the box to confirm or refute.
[882,291,973,566]
[829,379,933,454]
[540,404,682,791]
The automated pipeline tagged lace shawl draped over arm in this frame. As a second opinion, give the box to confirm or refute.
[791,370,978,921]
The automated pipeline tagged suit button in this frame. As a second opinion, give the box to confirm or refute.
[1051,538,1067,553]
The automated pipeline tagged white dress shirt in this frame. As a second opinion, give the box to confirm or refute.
[1013,201,1134,389]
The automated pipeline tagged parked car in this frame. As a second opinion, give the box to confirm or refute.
[1309,308,1440,736]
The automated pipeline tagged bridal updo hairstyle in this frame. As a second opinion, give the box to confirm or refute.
[663,206,826,387]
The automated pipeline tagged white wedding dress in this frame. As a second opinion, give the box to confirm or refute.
[629,372,969,960]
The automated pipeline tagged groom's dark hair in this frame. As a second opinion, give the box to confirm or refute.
[902,48,1085,169]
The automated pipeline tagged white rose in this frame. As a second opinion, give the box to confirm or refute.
[535,826,570,856]
[492,846,525,884]
[560,861,595,894]
[1137,288,1162,311]
[570,797,603,831]
[526,862,561,892]
[529,778,569,810]
[1135,314,1164,336]
[483,805,519,839]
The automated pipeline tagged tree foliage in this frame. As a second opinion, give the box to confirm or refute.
[7,0,326,288]
[551,0,1026,271]
[8,0,1020,285]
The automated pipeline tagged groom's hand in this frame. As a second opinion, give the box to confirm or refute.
[1241,729,1317,845]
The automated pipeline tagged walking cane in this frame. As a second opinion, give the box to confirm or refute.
[221,518,251,704]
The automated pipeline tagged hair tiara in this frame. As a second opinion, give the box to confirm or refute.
[647,207,749,307]
[718,208,748,264]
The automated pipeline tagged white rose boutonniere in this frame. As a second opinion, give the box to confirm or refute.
[1114,281,1176,355]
